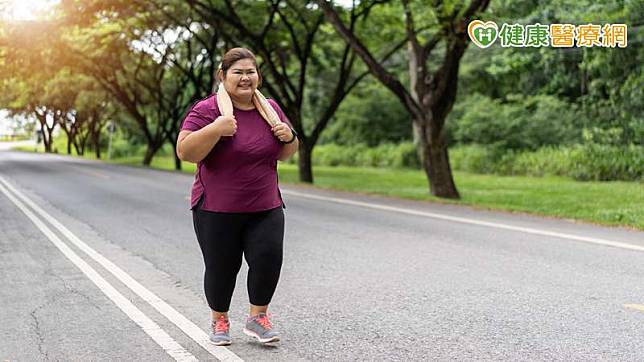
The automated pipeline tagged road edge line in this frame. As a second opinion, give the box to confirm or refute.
[282,189,644,252]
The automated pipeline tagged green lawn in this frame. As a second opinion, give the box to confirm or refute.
[11,147,644,230]
[276,164,643,230]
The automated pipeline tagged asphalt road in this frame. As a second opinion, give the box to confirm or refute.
[1,150,643,361]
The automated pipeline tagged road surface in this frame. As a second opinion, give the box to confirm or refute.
[1,150,643,361]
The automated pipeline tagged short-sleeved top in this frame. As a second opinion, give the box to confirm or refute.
[181,94,291,213]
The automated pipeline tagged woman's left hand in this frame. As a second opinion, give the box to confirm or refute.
[271,122,293,143]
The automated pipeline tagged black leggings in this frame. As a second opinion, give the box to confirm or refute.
[192,202,285,312]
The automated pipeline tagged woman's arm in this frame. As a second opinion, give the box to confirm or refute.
[271,122,299,161]
[278,137,299,161]
[176,115,236,163]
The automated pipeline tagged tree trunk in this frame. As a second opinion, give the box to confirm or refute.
[418,121,459,198]
[73,139,84,156]
[44,127,54,153]
[142,140,164,166]
[142,145,156,166]
[93,131,101,159]
[423,139,459,199]
[173,150,182,171]
[298,143,314,183]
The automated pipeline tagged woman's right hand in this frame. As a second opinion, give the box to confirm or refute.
[213,115,237,136]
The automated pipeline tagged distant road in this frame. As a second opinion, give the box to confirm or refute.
[1,150,643,361]
[0,140,35,151]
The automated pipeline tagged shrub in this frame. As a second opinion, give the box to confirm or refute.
[450,144,642,181]
[447,93,580,150]
[449,144,502,174]
[311,142,420,169]
[568,144,643,181]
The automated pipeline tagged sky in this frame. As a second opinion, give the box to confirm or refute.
[0,111,16,136]
[0,0,59,21]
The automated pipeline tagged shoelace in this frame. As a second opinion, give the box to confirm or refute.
[255,314,273,330]
[214,317,229,333]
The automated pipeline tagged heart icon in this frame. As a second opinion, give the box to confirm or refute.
[468,20,498,48]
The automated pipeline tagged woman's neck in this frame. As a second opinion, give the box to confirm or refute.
[230,95,254,110]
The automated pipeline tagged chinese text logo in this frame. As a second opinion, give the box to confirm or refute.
[468,21,628,48]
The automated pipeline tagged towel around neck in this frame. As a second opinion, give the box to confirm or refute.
[216,83,281,128]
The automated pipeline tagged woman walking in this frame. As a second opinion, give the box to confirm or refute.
[176,47,298,345]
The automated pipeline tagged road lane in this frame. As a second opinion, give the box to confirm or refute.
[0,182,176,361]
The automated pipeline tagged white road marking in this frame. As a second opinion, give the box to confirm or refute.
[624,304,644,312]
[282,189,644,252]
[0,182,197,362]
[0,176,244,362]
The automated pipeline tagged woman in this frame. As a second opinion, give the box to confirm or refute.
[176,47,298,345]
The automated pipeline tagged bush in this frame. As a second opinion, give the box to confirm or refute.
[449,144,501,174]
[302,142,642,182]
[311,142,420,169]
[447,93,580,150]
[450,143,643,181]
[568,144,643,181]
[502,147,575,177]
[109,138,146,159]
[317,82,412,147]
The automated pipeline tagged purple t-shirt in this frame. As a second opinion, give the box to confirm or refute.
[181,94,291,213]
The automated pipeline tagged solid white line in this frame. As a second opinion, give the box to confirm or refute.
[624,304,644,312]
[0,182,197,362]
[282,189,644,253]
[0,176,244,362]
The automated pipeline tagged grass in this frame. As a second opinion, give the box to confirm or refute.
[275,164,643,230]
[11,145,644,230]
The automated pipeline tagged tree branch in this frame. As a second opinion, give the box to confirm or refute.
[317,0,423,119]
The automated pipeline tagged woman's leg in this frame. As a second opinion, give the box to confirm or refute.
[242,206,285,314]
[192,208,244,315]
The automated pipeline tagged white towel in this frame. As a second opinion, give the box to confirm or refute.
[216,83,281,128]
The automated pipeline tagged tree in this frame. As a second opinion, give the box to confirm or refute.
[129,1,229,169]
[0,20,66,152]
[59,0,235,168]
[73,85,115,158]
[319,0,490,198]
[184,0,403,182]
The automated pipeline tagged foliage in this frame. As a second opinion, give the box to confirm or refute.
[446,93,580,150]
[457,0,643,148]
[319,80,412,146]
[285,141,420,169]
[449,144,642,181]
[1,0,641,185]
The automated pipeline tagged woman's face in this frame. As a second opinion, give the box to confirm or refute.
[223,58,259,100]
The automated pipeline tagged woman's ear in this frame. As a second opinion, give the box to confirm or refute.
[216,68,224,82]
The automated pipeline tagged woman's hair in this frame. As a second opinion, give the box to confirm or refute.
[216,47,262,87]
